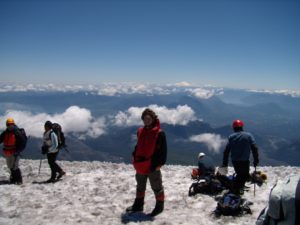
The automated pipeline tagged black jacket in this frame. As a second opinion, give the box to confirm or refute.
[150,131,167,172]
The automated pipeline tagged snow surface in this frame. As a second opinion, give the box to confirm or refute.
[0,158,299,225]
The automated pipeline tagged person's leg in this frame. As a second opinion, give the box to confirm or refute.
[47,153,57,181]
[233,161,249,194]
[6,155,15,183]
[149,170,164,216]
[126,173,148,212]
[12,155,22,184]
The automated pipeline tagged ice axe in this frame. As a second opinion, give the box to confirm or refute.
[38,159,42,176]
[254,166,257,197]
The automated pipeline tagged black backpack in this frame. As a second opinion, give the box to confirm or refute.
[51,123,66,150]
[215,193,252,216]
[189,176,225,196]
[16,128,28,152]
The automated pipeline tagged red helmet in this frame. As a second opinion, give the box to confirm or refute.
[232,119,244,129]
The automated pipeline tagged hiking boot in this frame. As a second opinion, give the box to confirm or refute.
[150,201,164,217]
[57,171,66,180]
[45,178,56,183]
[15,169,23,184]
[126,198,144,213]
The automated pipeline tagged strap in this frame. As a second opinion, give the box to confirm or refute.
[295,178,300,225]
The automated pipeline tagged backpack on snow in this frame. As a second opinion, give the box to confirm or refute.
[51,123,66,150]
[16,128,28,152]
[189,176,225,196]
[215,193,252,216]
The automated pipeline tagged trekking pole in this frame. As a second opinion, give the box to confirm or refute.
[38,159,42,176]
[254,166,257,197]
[63,146,69,153]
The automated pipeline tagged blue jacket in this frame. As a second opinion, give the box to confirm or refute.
[223,131,259,166]
[198,157,215,176]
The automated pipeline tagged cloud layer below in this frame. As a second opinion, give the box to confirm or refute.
[189,133,227,154]
[0,104,198,139]
[0,106,106,139]
[113,104,197,126]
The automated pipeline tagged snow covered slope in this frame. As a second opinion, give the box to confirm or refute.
[0,158,299,225]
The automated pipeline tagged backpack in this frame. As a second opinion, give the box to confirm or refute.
[16,128,28,152]
[189,176,225,196]
[215,193,252,216]
[51,123,66,150]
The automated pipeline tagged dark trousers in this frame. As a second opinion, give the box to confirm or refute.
[47,152,63,179]
[232,160,250,192]
[136,170,164,201]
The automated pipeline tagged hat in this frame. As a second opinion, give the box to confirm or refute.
[44,121,53,128]
[198,152,206,159]
[6,118,15,125]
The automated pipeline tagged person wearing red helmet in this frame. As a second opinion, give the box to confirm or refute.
[222,119,259,195]
[126,108,167,217]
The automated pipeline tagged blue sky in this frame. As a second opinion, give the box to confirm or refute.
[0,0,299,90]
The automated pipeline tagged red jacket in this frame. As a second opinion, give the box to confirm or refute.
[133,120,162,175]
[2,131,17,156]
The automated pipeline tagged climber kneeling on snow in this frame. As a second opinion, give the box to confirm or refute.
[222,119,259,195]
[42,121,65,183]
[127,108,167,217]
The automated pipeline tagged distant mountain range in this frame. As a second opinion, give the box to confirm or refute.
[0,84,299,166]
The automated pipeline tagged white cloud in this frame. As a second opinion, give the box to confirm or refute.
[0,82,219,97]
[189,133,226,154]
[174,81,192,87]
[0,106,106,139]
[188,88,216,99]
[248,89,300,98]
[113,104,197,126]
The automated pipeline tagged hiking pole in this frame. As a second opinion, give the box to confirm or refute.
[63,146,69,153]
[38,159,42,176]
[254,166,257,197]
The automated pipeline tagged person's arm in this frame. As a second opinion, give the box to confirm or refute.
[251,144,259,166]
[249,134,259,166]
[48,132,58,153]
[151,131,167,171]
[222,143,230,167]
[132,130,139,159]
[0,131,5,144]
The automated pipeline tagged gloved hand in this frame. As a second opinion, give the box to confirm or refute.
[13,151,20,157]
[41,145,49,155]
[217,166,228,176]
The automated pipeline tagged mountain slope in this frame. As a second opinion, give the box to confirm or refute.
[0,158,299,225]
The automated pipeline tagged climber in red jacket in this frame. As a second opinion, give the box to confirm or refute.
[126,108,167,217]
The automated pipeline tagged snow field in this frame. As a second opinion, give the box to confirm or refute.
[0,158,299,225]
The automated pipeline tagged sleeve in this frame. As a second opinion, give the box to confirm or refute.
[48,132,58,153]
[249,133,256,145]
[151,131,167,171]
[132,130,139,157]
[222,142,230,167]
[251,144,259,166]
[14,128,25,149]
[249,134,259,166]
[0,131,5,144]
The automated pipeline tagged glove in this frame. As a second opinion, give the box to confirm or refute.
[41,146,49,155]
[13,151,20,157]
[217,166,228,176]
[254,160,259,167]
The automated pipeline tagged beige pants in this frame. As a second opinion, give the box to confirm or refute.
[136,170,164,196]
[5,155,20,170]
